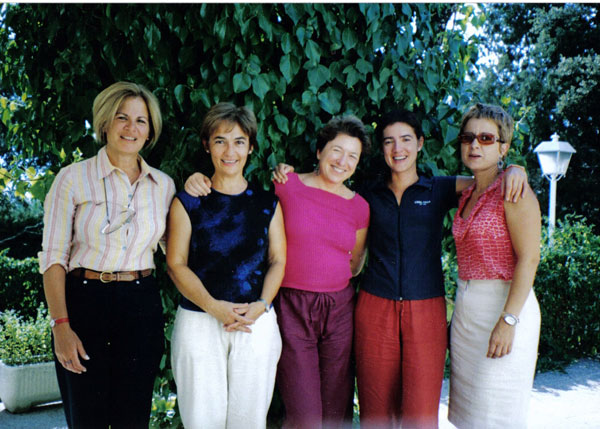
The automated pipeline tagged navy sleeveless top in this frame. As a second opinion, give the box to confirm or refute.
[175,183,278,312]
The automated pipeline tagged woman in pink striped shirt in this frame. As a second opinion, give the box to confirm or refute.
[40,82,175,429]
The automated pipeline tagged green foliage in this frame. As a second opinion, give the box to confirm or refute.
[0,3,484,195]
[0,192,43,259]
[0,250,45,319]
[535,215,600,372]
[474,4,600,230]
[0,304,54,366]
[150,385,181,429]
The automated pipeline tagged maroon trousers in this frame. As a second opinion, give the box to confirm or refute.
[354,290,447,429]
[274,286,355,429]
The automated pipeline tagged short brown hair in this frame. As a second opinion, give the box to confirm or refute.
[316,115,371,154]
[200,103,257,149]
[92,82,162,150]
[459,103,514,145]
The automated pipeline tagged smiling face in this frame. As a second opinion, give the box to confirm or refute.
[105,96,150,158]
[382,122,423,175]
[205,121,253,179]
[460,118,509,173]
[316,133,362,185]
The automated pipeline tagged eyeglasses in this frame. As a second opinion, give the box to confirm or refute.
[458,132,504,145]
[101,177,138,234]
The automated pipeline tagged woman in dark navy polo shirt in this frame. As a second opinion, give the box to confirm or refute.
[353,109,528,428]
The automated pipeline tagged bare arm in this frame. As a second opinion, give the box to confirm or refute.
[43,264,89,373]
[350,227,368,277]
[184,173,212,197]
[455,165,528,202]
[166,198,253,331]
[487,185,541,358]
[226,203,287,331]
[272,163,295,184]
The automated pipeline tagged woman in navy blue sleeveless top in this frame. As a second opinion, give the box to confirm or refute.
[166,103,286,429]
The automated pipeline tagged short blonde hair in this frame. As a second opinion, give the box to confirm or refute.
[92,82,162,149]
[460,103,514,145]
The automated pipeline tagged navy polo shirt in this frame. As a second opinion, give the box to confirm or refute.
[360,175,458,301]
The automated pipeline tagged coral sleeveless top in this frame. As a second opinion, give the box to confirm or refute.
[452,173,516,280]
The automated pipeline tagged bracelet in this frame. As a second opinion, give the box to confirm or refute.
[50,317,70,328]
[506,164,526,172]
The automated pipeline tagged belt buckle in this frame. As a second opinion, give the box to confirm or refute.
[99,271,113,283]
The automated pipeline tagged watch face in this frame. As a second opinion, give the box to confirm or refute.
[503,314,517,326]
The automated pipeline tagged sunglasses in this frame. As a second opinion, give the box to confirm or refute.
[458,132,504,145]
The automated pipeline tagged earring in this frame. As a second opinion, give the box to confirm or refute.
[497,157,504,170]
[314,164,320,176]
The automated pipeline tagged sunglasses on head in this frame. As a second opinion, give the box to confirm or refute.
[458,132,504,145]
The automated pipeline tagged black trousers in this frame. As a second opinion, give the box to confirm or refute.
[53,273,164,429]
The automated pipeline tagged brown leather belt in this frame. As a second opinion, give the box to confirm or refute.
[70,268,153,283]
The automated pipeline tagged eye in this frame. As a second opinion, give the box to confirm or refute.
[116,115,127,121]
[214,139,224,144]
[383,139,393,145]
[235,139,247,145]
[350,153,359,160]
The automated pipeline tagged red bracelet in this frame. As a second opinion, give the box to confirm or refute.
[50,317,70,328]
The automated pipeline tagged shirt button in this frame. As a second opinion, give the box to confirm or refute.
[122,246,127,250]
[128,194,133,198]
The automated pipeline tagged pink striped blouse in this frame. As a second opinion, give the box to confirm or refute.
[452,173,516,281]
[39,146,175,273]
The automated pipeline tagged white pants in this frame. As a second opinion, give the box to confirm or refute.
[171,306,282,429]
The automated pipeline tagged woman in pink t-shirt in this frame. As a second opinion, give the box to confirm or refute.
[449,104,541,428]
[272,116,370,429]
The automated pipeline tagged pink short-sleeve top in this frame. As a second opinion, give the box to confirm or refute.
[275,173,370,292]
[452,173,516,281]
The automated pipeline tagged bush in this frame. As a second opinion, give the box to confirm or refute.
[0,304,53,366]
[0,249,45,318]
[535,214,600,371]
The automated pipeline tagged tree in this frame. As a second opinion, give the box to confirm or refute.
[1,3,483,196]
[473,3,600,230]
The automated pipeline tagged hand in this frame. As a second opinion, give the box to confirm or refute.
[502,165,528,203]
[272,163,294,184]
[184,173,212,197]
[224,301,266,332]
[487,318,516,358]
[208,300,253,333]
[52,324,90,374]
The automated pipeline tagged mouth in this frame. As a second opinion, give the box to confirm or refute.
[121,136,137,142]
[392,156,407,161]
[331,165,346,174]
[221,159,238,165]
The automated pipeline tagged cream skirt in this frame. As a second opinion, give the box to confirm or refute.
[449,279,541,429]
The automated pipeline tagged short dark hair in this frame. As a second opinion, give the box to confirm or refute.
[460,103,514,145]
[377,109,423,143]
[200,102,257,148]
[316,115,371,154]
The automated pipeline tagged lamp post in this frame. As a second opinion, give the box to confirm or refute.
[534,133,576,245]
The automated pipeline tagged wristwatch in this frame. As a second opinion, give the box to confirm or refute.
[257,298,272,313]
[50,317,69,328]
[502,312,519,326]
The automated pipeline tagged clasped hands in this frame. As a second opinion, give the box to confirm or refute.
[209,299,266,333]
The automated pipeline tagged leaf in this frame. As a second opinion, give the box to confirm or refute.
[281,33,292,54]
[252,74,270,99]
[279,55,298,83]
[25,166,36,180]
[307,64,329,90]
[342,27,358,51]
[143,23,161,49]
[318,88,342,115]
[190,89,211,108]
[233,73,252,93]
[174,84,186,108]
[305,39,321,64]
[355,58,373,75]
[275,114,290,135]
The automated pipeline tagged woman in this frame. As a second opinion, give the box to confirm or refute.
[40,82,175,428]
[166,103,286,429]
[449,103,541,428]
[272,109,528,428]
[185,116,370,428]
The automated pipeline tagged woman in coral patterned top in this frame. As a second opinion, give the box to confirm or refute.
[448,103,542,429]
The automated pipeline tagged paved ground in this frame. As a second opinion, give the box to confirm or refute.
[1,359,599,428]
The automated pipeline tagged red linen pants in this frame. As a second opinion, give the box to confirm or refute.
[354,290,447,429]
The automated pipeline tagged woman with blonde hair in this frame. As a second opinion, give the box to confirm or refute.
[40,81,175,428]
[449,103,541,428]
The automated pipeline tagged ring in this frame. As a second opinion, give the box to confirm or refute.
[65,360,72,365]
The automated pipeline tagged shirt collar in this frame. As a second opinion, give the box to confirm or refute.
[96,145,158,184]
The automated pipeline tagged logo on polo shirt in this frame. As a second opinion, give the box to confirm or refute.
[414,200,431,206]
